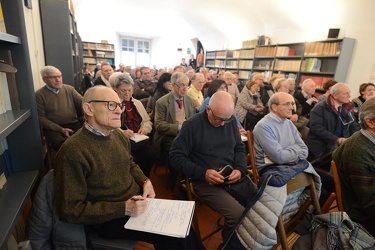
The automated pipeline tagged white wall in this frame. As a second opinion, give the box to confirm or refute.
[73,0,375,96]
[23,0,46,91]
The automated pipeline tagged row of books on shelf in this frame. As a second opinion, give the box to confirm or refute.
[206,52,215,58]
[0,139,12,190]
[214,60,225,67]
[304,41,341,56]
[253,60,273,70]
[239,60,253,69]
[83,42,114,51]
[276,46,296,56]
[240,50,255,58]
[300,75,333,88]
[274,59,301,71]
[255,46,277,57]
[215,51,226,58]
[242,39,258,48]
[301,58,322,72]
[226,61,238,68]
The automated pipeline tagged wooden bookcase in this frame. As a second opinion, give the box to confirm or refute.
[205,37,355,87]
[83,41,115,72]
[39,0,83,92]
[0,0,44,248]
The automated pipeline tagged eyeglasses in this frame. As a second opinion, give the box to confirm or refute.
[209,106,233,123]
[277,102,295,107]
[339,111,355,126]
[174,82,189,89]
[44,75,62,80]
[88,100,125,112]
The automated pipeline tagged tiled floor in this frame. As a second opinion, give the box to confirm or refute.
[134,165,223,250]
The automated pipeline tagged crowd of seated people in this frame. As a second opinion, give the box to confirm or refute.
[35,61,375,250]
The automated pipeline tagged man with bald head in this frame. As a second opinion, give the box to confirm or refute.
[170,91,247,241]
[54,86,204,250]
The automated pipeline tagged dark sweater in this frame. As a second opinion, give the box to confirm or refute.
[332,131,375,234]
[55,127,147,225]
[169,111,247,181]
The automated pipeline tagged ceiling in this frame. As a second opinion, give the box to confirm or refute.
[71,0,351,50]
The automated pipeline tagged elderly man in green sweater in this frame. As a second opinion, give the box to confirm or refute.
[35,65,83,151]
[332,97,375,236]
[55,85,204,250]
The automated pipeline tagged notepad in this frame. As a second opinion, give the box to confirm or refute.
[124,198,195,238]
[129,133,149,143]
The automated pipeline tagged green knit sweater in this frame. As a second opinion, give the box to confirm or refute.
[332,131,375,226]
[55,127,147,225]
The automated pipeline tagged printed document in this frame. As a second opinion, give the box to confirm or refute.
[124,198,195,238]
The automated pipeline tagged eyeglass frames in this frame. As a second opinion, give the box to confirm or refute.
[276,102,295,107]
[88,100,125,112]
[208,106,233,123]
[174,82,189,89]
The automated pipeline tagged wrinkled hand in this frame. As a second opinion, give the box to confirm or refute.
[61,128,73,137]
[137,128,146,135]
[239,128,247,136]
[226,169,242,184]
[290,114,298,122]
[205,169,224,185]
[122,129,134,138]
[308,97,319,104]
[142,180,156,198]
[125,196,148,217]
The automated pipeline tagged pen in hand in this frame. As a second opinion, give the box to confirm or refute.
[131,197,144,201]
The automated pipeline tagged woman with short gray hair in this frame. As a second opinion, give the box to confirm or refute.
[114,73,156,177]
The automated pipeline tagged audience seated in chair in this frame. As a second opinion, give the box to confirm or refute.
[113,73,156,177]
[253,92,334,206]
[332,97,375,236]
[133,67,158,99]
[293,78,319,118]
[153,72,196,189]
[35,65,83,152]
[170,91,248,241]
[307,82,359,169]
[235,80,265,131]
[53,86,204,250]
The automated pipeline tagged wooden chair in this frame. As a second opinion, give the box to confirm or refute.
[246,130,259,184]
[330,160,344,212]
[275,172,322,250]
[173,173,223,241]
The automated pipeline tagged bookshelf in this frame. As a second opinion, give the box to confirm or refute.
[83,41,115,72]
[0,0,44,248]
[39,0,83,92]
[204,38,355,86]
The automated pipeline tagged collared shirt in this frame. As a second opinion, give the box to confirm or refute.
[46,85,60,94]
[301,90,314,105]
[361,129,375,145]
[84,121,113,136]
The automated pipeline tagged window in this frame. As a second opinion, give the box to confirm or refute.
[120,38,150,68]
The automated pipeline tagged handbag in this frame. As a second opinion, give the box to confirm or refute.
[218,165,257,207]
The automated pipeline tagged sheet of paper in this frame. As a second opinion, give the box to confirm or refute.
[129,133,149,143]
[124,198,195,238]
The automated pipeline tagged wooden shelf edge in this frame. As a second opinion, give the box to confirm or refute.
[0,170,39,249]
[0,109,31,141]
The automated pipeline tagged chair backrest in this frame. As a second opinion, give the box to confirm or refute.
[246,130,259,184]
[276,171,321,250]
[331,160,344,212]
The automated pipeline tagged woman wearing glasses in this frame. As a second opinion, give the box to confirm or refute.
[235,80,265,131]
[114,73,156,177]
